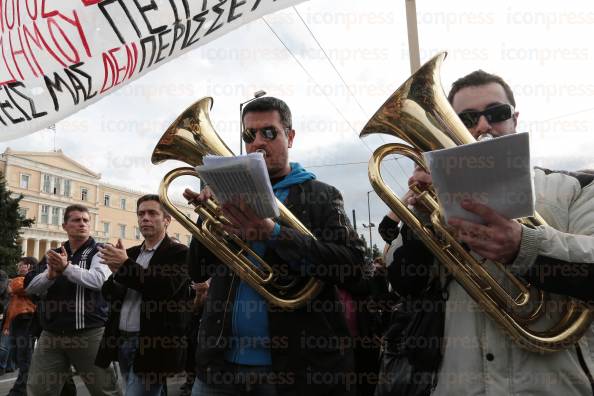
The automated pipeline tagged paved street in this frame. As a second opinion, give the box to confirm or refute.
[0,370,191,395]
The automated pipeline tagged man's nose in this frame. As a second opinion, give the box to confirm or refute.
[251,130,268,147]
[472,115,492,136]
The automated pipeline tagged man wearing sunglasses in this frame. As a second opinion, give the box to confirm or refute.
[183,96,365,396]
[383,70,594,395]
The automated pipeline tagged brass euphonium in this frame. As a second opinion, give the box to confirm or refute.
[360,52,593,352]
[151,97,322,309]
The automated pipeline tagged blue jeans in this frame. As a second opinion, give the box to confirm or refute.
[191,363,278,396]
[118,334,164,396]
[7,315,33,396]
[0,323,15,372]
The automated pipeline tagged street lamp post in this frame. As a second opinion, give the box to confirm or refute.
[239,90,266,154]
[362,190,375,256]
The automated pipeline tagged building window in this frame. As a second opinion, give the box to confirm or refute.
[174,233,180,242]
[51,207,60,225]
[53,176,62,195]
[81,187,88,201]
[186,235,192,246]
[135,227,141,240]
[40,205,49,224]
[20,174,30,189]
[18,207,28,218]
[42,174,51,193]
[120,198,126,210]
[64,180,71,197]
[119,224,126,239]
[103,222,110,236]
[104,194,110,207]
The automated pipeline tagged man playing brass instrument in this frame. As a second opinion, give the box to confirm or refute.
[383,71,594,395]
[183,96,366,396]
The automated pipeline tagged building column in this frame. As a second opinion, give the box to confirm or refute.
[21,238,28,256]
[32,239,40,260]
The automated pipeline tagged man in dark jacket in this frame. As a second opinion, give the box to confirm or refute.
[26,205,121,396]
[96,194,190,395]
[184,96,366,396]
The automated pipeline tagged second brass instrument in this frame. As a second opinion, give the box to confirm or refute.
[360,52,593,352]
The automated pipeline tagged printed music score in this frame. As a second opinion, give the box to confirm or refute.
[195,153,279,219]
[423,132,535,224]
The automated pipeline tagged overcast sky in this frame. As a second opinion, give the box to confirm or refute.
[3,0,594,248]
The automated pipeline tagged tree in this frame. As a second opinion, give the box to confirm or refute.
[360,234,382,263]
[0,173,33,272]
[372,243,381,259]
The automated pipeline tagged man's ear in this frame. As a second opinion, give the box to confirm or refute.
[287,129,295,148]
[513,111,519,128]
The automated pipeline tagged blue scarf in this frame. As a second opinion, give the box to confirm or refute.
[272,162,316,203]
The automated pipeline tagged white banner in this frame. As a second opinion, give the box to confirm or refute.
[0,0,307,141]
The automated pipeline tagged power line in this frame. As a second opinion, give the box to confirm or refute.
[292,7,368,117]
[261,16,408,194]
[295,7,412,183]
[304,156,408,169]
[291,7,411,186]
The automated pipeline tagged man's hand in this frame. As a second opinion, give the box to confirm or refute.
[2,329,8,336]
[47,247,69,274]
[221,198,275,242]
[98,239,128,273]
[372,257,387,277]
[407,165,433,212]
[448,200,522,264]
[47,265,59,280]
[183,187,212,205]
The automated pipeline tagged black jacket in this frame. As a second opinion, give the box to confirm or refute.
[95,235,191,375]
[29,238,109,333]
[189,179,366,396]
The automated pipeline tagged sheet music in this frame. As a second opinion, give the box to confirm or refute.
[423,133,534,224]
[195,153,279,219]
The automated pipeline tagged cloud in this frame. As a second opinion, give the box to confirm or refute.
[2,0,593,247]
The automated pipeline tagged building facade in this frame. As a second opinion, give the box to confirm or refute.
[0,149,196,260]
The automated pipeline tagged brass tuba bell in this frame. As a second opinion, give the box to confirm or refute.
[360,52,593,352]
[151,97,322,309]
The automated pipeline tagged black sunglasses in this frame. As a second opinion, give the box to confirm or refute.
[457,104,514,128]
[242,126,287,144]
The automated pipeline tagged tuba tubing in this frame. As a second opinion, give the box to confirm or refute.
[152,97,323,309]
[361,52,593,352]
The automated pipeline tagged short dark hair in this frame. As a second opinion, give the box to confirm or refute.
[136,194,170,218]
[242,96,292,129]
[19,256,38,267]
[63,204,89,223]
[448,70,516,108]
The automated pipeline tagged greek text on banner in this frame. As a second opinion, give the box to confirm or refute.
[0,0,307,141]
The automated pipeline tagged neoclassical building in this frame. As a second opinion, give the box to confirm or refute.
[0,149,196,260]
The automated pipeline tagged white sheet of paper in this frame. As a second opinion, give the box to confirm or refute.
[195,153,279,219]
[423,133,534,224]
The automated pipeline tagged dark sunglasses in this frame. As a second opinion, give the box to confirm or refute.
[241,126,287,144]
[457,104,514,128]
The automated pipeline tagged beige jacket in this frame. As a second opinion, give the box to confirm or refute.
[433,168,594,396]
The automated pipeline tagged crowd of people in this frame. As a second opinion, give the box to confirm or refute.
[4,68,593,396]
